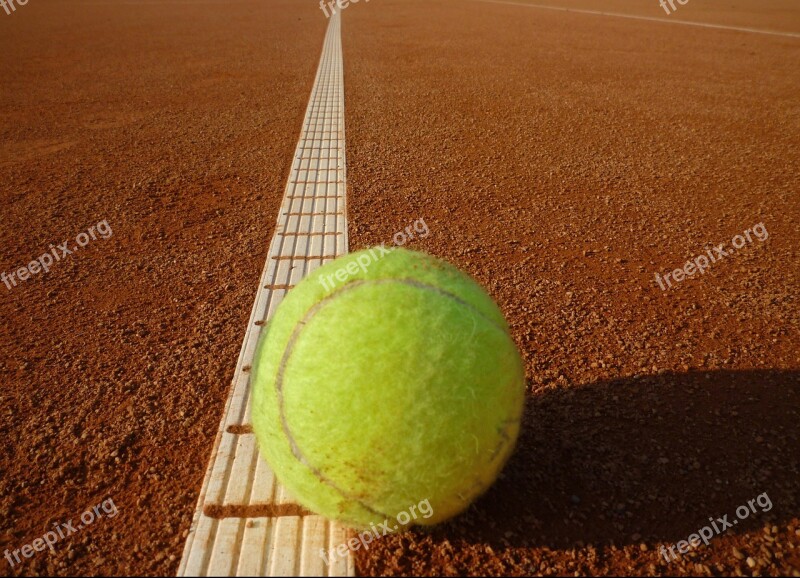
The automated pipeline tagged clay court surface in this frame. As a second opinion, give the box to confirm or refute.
[1,0,798,575]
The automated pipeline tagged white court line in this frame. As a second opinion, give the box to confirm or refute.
[472,0,800,39]
[178,10,353,578]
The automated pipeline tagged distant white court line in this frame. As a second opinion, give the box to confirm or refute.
[472,0,800,39]
[178,10,352,578]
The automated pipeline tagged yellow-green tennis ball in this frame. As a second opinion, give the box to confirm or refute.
[250,248,525,529]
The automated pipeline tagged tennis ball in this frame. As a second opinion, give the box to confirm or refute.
[250,247,525,529]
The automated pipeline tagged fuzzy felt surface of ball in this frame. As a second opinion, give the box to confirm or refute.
[250,248,525,529]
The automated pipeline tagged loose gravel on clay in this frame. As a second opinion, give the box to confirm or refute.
[0,0,325,575]
[1,0,799,576]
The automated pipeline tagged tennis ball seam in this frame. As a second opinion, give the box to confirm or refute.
[274,277,515,519]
